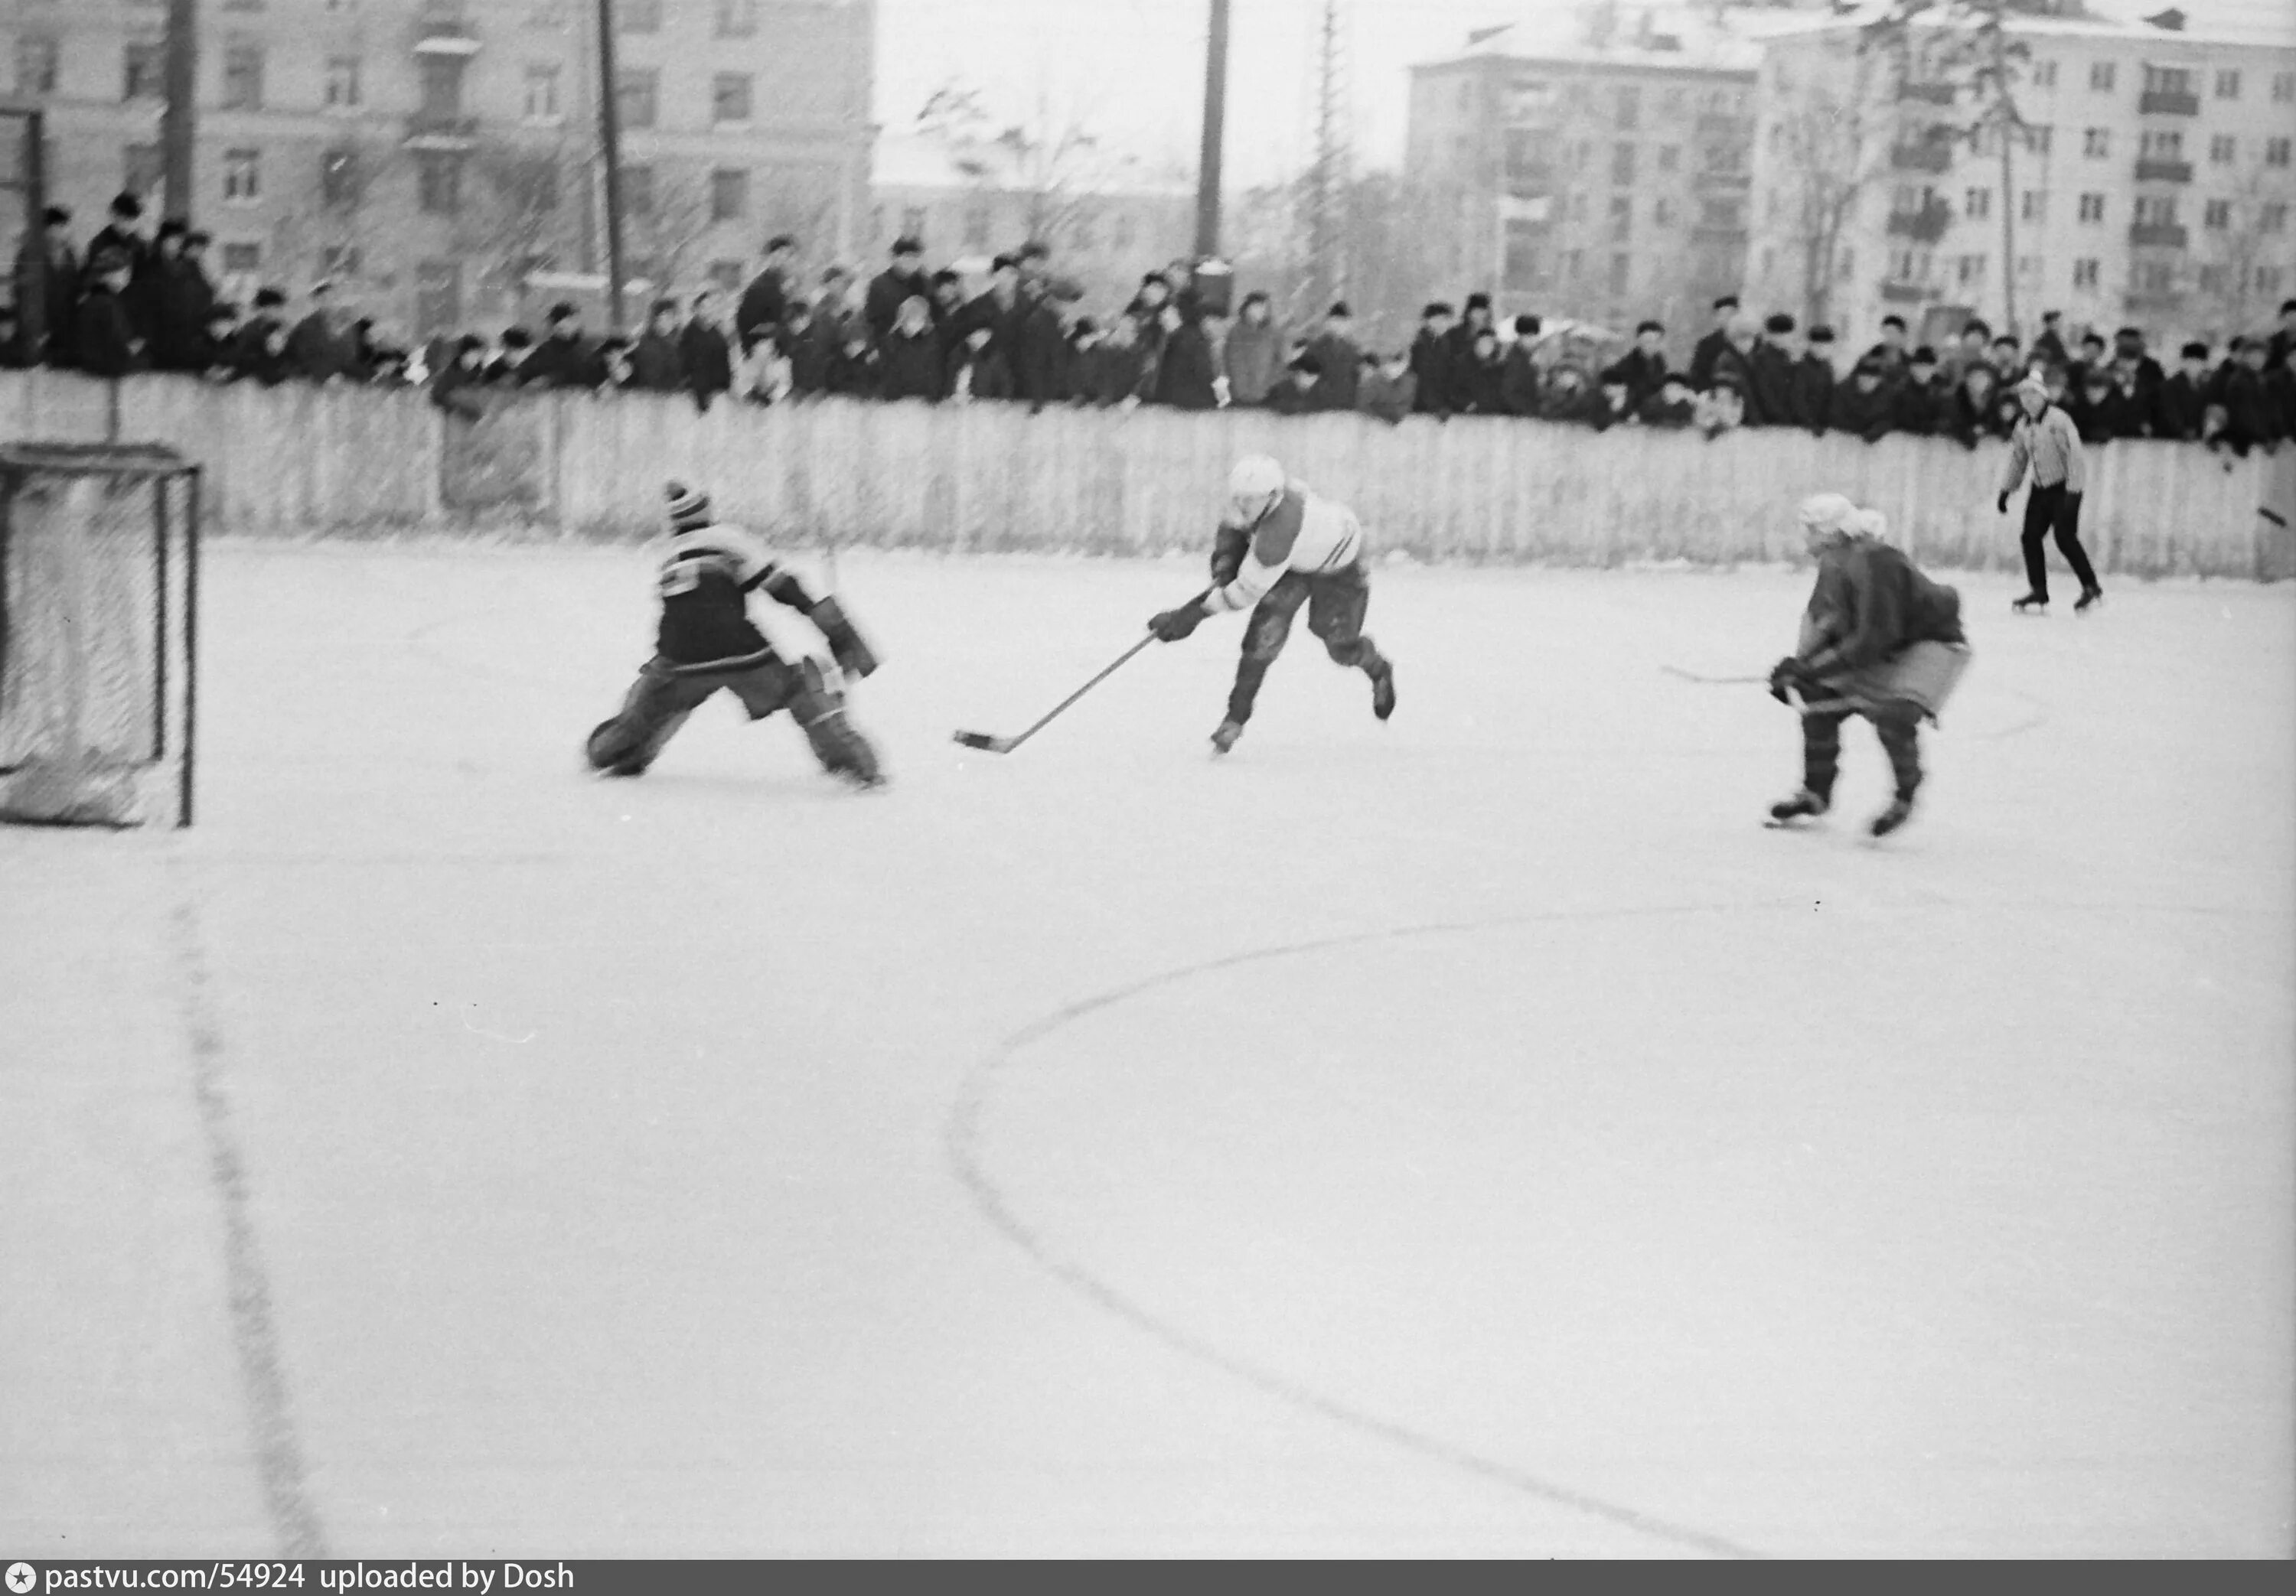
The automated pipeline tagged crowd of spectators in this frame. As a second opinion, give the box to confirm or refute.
[11,191,2296,459]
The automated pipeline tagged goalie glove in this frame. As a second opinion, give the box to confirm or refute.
[807,594,880,679]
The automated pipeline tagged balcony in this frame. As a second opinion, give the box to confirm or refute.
[2134,157,2192,182]
[1885,200,1953,243]
[2137,89,2200,116]
[1695,111,1743,139]
[1879,281,1935,304]
[413,16,481,57]
[1896,81,1956,106]
[1691,224,1745,244]
[2125,288,2184,311]
[2128,221,2189,248]
[405,110,478,148]
[1890,142,1952,173]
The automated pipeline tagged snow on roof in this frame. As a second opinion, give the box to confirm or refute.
[1753,0,2295,50]
[1411,5,1770,74]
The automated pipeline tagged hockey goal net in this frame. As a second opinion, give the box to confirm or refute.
[0,445,201,827]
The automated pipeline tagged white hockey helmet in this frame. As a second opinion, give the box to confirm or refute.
[1845,506,1889,542]
[1796,492,1855,534]
[1227,454,1287,523]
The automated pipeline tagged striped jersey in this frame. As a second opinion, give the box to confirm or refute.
[651,522,789,668]
[2000,403,2087,496]
[1205,484,1366,614]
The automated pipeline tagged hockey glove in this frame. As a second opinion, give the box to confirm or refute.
[1149,599,1209,643]
[807,595,880,679]
[1996,490,2011,515]
[1768,656,1815,704]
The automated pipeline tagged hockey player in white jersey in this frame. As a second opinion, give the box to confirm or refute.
[1146,455,1397,754]
[585,482,885,787]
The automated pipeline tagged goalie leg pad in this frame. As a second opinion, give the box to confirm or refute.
[807,595,881,679]
[585,660,713,774]
[1799,708,1848,804]
[789,658,884,784]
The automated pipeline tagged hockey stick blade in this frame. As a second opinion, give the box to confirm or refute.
[951,730,1017,754]
[1662,664,1768,685]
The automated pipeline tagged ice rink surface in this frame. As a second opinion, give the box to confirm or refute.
[4,541,2291,1559]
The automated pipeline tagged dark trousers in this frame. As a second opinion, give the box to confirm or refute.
[2020,483,2099,600]
[1226,564,1386,725]
[585,653,877,780]
[1802,704,1923,803]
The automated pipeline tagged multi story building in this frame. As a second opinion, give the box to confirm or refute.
[1744,2,2296,350]
[867,132,1193,311]
[0,0,875,337]
[1402,6,1764,341]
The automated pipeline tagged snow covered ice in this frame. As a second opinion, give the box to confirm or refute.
[3,542,2290,1557]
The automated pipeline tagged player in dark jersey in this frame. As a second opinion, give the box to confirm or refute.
[584,482,885,787]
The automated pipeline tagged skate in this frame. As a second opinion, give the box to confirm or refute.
[1209,719,1244,755]
[1869,796,1916,838]
[2011,591,2049,614]
[1766,789,1829,827]
[2074,586,2103,614]
[1368,659,1397,721]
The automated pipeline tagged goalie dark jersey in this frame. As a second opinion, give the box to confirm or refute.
[652,523,806,669]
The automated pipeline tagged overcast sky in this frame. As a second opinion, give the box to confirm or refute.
[872,0,2296,188]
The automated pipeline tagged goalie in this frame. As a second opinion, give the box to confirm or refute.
[585,482,885,788]
[1145,454,1397,755]
[1767,495,1970,837]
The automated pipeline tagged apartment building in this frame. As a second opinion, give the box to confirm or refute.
[1744,3,2296,349]
[0,0,875,337]
[1402,7,1763,340]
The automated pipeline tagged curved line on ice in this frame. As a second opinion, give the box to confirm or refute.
[947,897,1802,1561]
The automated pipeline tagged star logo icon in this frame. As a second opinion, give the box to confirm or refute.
[5,1562,36,1595]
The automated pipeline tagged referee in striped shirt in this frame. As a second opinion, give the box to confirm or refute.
[1998,369,2104,613]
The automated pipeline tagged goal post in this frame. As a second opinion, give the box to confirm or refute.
[0,445,202,828]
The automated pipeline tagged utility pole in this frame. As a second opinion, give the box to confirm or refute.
[595,0,628,332]
[1195,0,1231,258]
[160,0,200,223]
[1306,0,1352,311]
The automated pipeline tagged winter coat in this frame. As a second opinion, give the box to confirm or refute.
[2156,373,2209,441]
[1222,317,1283,406]
[1705,344,1765,424]
[285,313,355,382]
[823,345,881,399]
[1890,375,1947,438]
[13,234,79,366]
[154,256,217,373]
[1408,329,1454,415]
[1831,376,1894,443]
[1795,536,1965,681]
[1791,354,1836,434]
[1499,345,1544,417]
[950,347,1014,402]
[1746,342,1800,428]
[1688,327,1733,392]
[520,331,608,390]
[1081,340,1150,406]
[781,324,833,395]
[1636,390,1696,428]
[233,314,292,386]
[864,265,929,347]
[679,321,735,409]
[1356,368,1414,424]
[735,266,791,353]
[1305,330,1361,409]
[1453,353,1508,415]
[1613,347,1668,409]
[73,285,141,378]
[1152,316,1219,409]
[879,328,944,401]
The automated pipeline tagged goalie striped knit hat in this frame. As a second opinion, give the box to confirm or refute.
[664,481,712,532]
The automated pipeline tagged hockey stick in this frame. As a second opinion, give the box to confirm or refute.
[952,591,1210,755]
[1661,664,1769,685]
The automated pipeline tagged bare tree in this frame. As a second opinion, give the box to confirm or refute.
[455,135,589,304]
[915,77,1109,250]
[618,162,717,295]
[2197,165,2296,337]
[1768,32,1894,328]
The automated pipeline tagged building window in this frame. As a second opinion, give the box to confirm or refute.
[2089,60,2114,93]
[2136,260,2173,294]
[2077,192,2104,223]
[1656,144,1677,172]
[417,151,461,215]
[1653,197,1673,226]
[2134,196,2178,227]
[123,41,164,102]
[621,0,662,30]
[1838,248,1854,281]
[2073,258,2099,288]
[1568,191,1587,221]
[716,0,758,37]
[2198,264,2226,292]
[2020,190,2045,222]
[123,142,164,198]
[2214,69,2240,99]
[2203,198,2231,230]
[15,35,60,96]
[618,68,658,129]
[1963,187,1991,219]
[2017,254,2042,282]
[1614,86,1638,129]
[710,168,748,223]
[2082,127,2108,158]
[1608,252,1629,293]
[2210,135,2236,164]
[1564,249,1582,282]
[320,147,358,207]
[2262,204,2288,233]
[2022,124,2053,155]
[524,64,562,122]
[1607,194,1630,239]
[2031,59,2056,89]
[1956,253,1985,286]
[223,147,261,204]
[2142,65,2191,96]
[2139,129,2183,160]
[222,43,264,110]
[419,56,465,119]
[1610,142,1635,185]
[712,73,752,125]
[620,163,654,217]
[2268,138,2292,168]
[325,56,360,109]
[2275,73,2295,103]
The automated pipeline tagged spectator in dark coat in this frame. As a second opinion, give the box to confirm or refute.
[1009,283,1071,407]
[1893,347,1948,438]
[947,327,1013,402]
[2065,331,2108,395]
[823,327,881,399]
[1945,360,2008,446]
[1861,314,1910,379]
[1748,313,1801,428]
[863,236,929,349]
[1357,351,1415,424]
[430,334,491,420]
[86,194,156,341]
[152,223,216,372]
[628,298,687,393]
[521,301,608,389]
[2109,326,2167,435]
[2157,342,2211,441]
[1539,364,1609,427]
[233,288,293,386]
[1988,334,2025,384]
[0,305,24,370]
[1264,348,1323,415]
[1616,320,1668,409]
[1636,373,1698,428]
[285,282,357,382]
[484,326,535,385]
[2265,342,2296,443]
[877,295,944,401]
[1409,302,1456,415]
[2065,367,2128,442]
[1500,317,1545,415]
[2207,339,2276,455]
[960,255,1026,365]
[1222,291,1283,407]
[1706,316,1765,423]
[1793,325,1838,434]
[72,251,142,377]
[2030,310,2069,370]
[779,302,831,396]
[1455,329,1508,415]
[1443,292,1498,382]
[1304,302,1362,411]
[679,288,736,411]
[1831,357,1895,442]
[1688,295,1737,391]
[1081,311,1150,406]
[2266,299,2296,371]
[13,205,80,366]
[1150,293,1219,409]
[1938,317,1993,389]
[735,235,797,354]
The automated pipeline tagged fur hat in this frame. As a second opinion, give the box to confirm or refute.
[2016,370,2050,402]
[664,482,712,533]
[1798,493,1856,533]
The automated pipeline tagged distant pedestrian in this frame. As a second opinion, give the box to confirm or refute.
[1998,370,2102,614]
